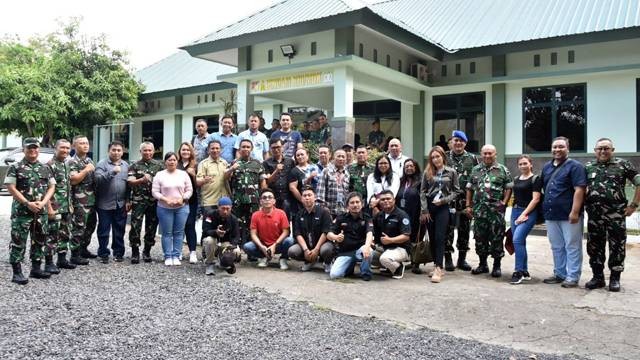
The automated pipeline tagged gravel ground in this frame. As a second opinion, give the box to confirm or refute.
[0,216,582,360]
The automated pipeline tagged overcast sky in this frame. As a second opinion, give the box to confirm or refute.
[1,0,275,71]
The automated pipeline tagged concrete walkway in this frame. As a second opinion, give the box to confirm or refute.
[232,236,640,360]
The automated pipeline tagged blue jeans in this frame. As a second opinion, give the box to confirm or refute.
[329,248,373,280]
[96,206,128,258]
[157,205,190,259]
[510,207,537,272]
[184,200,198,251]
[546,218,584,282]
[243,237,294,259]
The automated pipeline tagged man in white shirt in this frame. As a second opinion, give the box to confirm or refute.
[388,138,408,177]
[234,113,270,162]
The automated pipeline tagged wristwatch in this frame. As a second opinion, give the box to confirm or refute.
[630,202,638,209]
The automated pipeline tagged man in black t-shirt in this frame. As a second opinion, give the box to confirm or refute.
[373,190,412,279]
[327,192,374,281]
[202,197,241,276]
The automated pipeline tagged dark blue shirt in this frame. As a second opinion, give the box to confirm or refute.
[541,158,586,221]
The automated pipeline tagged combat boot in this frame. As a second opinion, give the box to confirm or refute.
[444,253,455,271]
[142,245,152,263]
[131,246,140,264]
[29,261,51,279]
[70,249,89,265]
[57,253,76,269]
[80,246,98,259]
[44,255,60,275]
[609,271,621,292]
[471,256,489,275]
[457,251,472,271]
[585,266,606,290]
[491,257,502,278]
[11,263,28,285]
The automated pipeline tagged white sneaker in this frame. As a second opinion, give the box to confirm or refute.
[189,251,197,264]
[172,257,181,266]
[324,263,331,273]
[279,258,289,270]
[301,262,313,272]
[257,258,268,268]
[164,258,172,266]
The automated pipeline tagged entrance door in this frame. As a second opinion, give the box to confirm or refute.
[433,92,485,153]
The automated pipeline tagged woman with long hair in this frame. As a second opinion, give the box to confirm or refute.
[152,152,193,266]
[288,147,320,216]
[366,154,400,210]
[397,158,425,274]
[420,146,460,283]
[509,154,542,284]
[177,142,198,264]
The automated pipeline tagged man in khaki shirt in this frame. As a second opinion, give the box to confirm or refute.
[197,140,230,208]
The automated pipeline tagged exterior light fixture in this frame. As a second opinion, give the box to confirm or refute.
[280,44,296,63]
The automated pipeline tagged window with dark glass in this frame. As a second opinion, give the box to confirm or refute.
[142,120,164,159]
[311,42,317,56]
[432,92,485,153]
[523,84,586,152]
[386,54,391,67]
[373,49,378,63]
[358,43,363,57]
[268,49,273,63]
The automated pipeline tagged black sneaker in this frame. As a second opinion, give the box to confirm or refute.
[99,256,109,264]
[392,264,405,279]
[510,271,524,285]
[543,275,564,284]
[114,256,123,263]
[522,271,531,281]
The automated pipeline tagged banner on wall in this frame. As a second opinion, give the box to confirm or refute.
[249,71,333,94]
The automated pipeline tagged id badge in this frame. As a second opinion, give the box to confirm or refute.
[400,198,406,208]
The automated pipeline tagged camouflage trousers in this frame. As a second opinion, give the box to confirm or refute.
[446,211,472,254]
[9,213,48,263]
[472,210,505,258]
[71,205,97,250]
[47,212,72,255]
[233,203,259,245]
[586,206,627,272]
[129,202,158,248]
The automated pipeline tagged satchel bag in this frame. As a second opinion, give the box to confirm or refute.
[411,223,433,264]
[504,227,514,255]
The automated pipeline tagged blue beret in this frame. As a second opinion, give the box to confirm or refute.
[218,197,232,206]
[452,130,468,143]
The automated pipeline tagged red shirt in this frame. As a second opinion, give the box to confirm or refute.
[250,208,289,246]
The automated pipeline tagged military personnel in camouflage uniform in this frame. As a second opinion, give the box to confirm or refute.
[225,139,266,245]
[317,113,332,146]
[445,130,479,271]
[584,138,640,292]
[465,144,513,278]
[46,139,77,272]
[68,135,97,265]
[6,138,57,285]
[348,145,374,205]
[127,142,164,263]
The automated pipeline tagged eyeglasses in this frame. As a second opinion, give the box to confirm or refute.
[595,147,613,152]
[260,195,274,200]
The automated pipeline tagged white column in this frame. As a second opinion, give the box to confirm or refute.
[236,79,254,131]
[400,102,414,159]
[333,67,353,118]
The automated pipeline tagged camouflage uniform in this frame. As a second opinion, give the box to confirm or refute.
[310,123,331,145]
[467,162,513,259]
[68,155,97,251]
[47,157,73,255]
[230,158,264,243]
[127,159,164,249]
[5,159,56,263]
[348,162,374,205]
[585,157,640,272]
[446,150,479,254]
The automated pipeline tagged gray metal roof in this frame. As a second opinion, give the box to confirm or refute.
[135,51,236,94]
[371,0,640,51]
[189,0,368,46]
[186,0,640,53]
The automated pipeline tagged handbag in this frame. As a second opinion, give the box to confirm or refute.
[411,223,433,264]
[504,227,514,255]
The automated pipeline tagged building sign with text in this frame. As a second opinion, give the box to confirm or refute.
[249,71,333,94]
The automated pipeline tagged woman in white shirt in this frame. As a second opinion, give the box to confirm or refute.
[152,152,193,266]
[367,154,400,210]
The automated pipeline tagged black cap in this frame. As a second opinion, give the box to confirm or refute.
[22,137,40,148]
[341,143,354,150]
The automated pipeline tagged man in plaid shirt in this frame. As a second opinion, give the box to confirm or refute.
[317,149,350,218]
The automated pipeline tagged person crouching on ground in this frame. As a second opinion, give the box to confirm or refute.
[243,188,294,270]
[327,192,375,281]
[202,196,241,275]
[373,190,412,279]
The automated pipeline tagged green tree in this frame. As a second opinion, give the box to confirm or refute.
[0,19,143,140]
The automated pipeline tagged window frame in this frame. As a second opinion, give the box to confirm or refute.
[522,82,587,153]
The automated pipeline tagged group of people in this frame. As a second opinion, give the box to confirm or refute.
[7,112,639,293]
